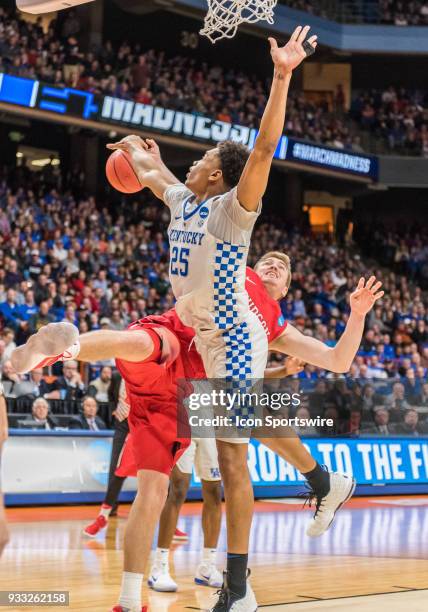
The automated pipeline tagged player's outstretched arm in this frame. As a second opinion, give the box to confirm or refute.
[107,136,180,201]
[269,277,384,373]
[237,26,317,212]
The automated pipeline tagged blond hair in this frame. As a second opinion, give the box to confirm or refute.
[255,251,292,289]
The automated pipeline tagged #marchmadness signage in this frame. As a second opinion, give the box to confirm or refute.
[0,72,378,180]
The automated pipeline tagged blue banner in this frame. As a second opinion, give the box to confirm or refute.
[0,72,378,181]
[3,433,427,505]
[191,437,428,487]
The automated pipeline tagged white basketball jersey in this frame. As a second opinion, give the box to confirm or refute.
[164,183,260,336]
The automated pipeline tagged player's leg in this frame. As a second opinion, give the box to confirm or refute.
[216,439,253,599]
[149,464,192,592]
[200,314,266,612]
[193,438,223,588]
[195,478,223,588]
[11,322,155,373]
[259,434,356,537]
[84,425,128,537]
[0,493,9,557]
[115,468,169,611]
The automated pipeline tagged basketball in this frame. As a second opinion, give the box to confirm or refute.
[106,149,143,194]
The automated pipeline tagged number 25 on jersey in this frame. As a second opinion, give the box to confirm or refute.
[170,246,189,277]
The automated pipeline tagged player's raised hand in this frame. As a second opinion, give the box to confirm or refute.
[268,26,317,75]
[350,276,384,317]
[107,135,162,174]
[284,356,305,376]
[106,134,146,152]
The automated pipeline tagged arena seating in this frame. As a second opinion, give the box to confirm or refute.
[1,167,428,435]
[1,8,427,156]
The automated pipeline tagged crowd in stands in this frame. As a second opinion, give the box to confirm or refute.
[2,7,428,156]
[351,87,428,156]
[0,162,427,436]
[281,0,428,26]
[379,0,428,25]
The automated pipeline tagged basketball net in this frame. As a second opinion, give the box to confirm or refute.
[200,0,278,43]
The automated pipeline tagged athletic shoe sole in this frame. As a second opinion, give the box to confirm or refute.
[147,579,177,593]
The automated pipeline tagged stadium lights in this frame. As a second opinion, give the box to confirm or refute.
[31,158,60,167]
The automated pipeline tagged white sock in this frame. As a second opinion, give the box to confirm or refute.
[155,547,170,567]
[100,504,112,519]
[203,548,217,565]
[118,571,143,611]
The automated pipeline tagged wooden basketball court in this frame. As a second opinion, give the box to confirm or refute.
[1,497,427,611]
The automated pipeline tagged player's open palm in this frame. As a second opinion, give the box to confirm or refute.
[350,276,384,317]
[269,26,317,75]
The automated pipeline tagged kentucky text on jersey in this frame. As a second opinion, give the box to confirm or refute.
[168,229,205,246]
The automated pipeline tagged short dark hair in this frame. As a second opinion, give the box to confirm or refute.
[217,141,250,189]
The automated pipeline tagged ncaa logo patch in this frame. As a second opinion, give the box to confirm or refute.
[278,315,285,326]
[198,205,209,226]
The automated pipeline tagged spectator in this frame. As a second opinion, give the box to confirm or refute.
[55,360,85,401]
[0,290,19,329]
[362,407,395,435]
[0,329,16,365]
[88,366,112,403]
[28,301,55,334]
[384,382,411,421]
[394,408,428,435]
[19,397,59,430]
[295,406,318,435]
[1,360,21,397]
[69,396,107,430]
[13,368,53,399]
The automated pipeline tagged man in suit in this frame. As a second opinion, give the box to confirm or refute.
[13,369,53,399]
[362,407,394,436]
[69,396,107,431]
[54,360,86,401]
[20,397,59,430]
[394,409,428,436]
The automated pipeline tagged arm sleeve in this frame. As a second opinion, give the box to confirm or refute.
[163,183,193,216]
[208,187,262,246]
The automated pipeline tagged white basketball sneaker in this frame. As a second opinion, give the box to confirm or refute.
[305,472,356,537]
[147,563,178,592]
[210,571,257,611]
[195,561,223,588]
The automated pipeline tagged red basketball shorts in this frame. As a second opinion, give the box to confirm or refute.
[115,324,191,476]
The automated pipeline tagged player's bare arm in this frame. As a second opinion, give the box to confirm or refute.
[107,136,180,201]
[237,26,317,212]
[269,277,384,373]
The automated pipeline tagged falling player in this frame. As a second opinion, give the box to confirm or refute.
[12,254,384,611]
[107,25,319,612]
